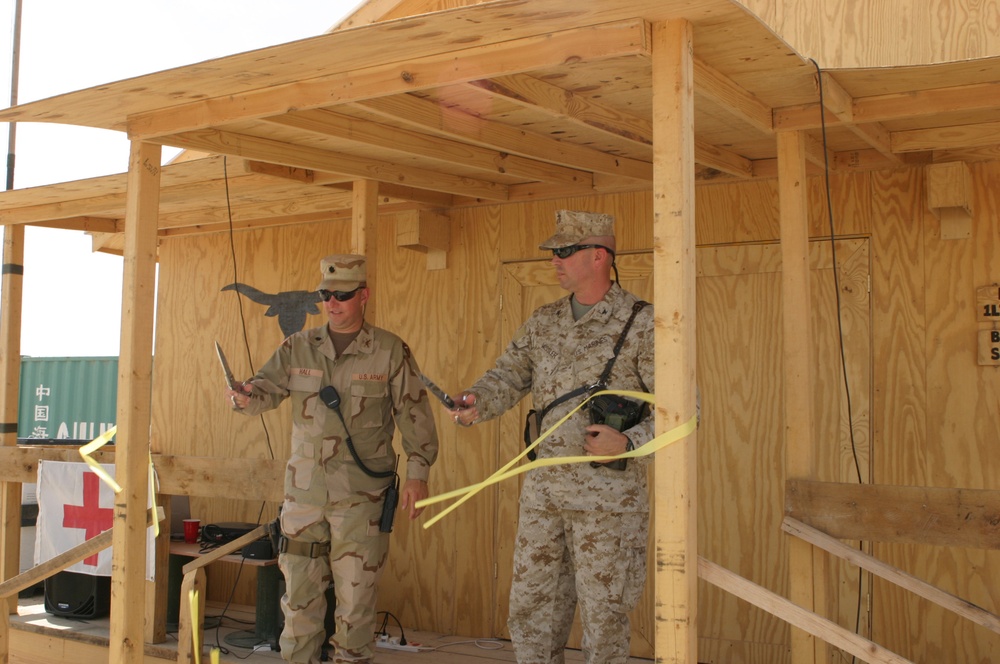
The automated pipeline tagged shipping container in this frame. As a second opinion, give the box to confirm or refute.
[17,357,118,442]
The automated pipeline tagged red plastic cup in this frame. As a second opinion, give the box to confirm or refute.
[183,519,201,543]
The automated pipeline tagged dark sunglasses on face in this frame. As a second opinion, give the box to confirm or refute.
[318,287,361,302]
[550,244,614,260]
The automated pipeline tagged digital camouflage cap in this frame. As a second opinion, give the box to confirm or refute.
[317,254,366,291]
[538,210,615,250]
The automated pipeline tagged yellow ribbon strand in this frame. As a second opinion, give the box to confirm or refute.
[78,426,121,493]
[417,390,697,529]
[189,588,201,664]
[77,425,161,537]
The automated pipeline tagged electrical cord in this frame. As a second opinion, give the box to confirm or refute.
[374,611,506,653]
[206,157,277,653]
[810,58,866,664]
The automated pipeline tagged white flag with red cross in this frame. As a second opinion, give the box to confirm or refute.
[35,461,155,580]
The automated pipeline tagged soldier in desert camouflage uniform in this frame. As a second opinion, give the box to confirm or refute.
[226,254,438,664]
[449,210,654,664]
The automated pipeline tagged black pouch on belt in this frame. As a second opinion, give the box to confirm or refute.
[588,393,647,470]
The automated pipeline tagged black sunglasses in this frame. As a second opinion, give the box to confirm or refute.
[550,244,614,260]
[318,287,362,302]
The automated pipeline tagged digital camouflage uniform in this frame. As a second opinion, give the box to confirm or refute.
[239,322,438,664]
[470,282,655,664]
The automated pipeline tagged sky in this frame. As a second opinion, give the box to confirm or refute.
[0,0,364,356]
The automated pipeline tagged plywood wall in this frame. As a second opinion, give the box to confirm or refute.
[738,0,1000,68]
[151,159,1000,660]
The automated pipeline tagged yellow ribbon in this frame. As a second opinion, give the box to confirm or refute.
[78,425,161,537]
[416,390,697,529]
[78,426,120,493]
[188,588,221,664]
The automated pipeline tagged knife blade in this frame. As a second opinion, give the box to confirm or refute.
[215,341,238,391]
[419,373,456,409]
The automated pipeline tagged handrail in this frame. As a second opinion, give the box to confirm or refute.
[0,507,159,599]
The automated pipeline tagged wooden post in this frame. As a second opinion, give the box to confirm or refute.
[145,492,169,644]
[777,130,817,664]
[651,20,698,663]
[0,225,22,622]
[0,222,20,661]
[110,141,160,664]
[352,179,379,323]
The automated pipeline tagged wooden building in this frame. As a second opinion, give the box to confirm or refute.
[0,0,997,662]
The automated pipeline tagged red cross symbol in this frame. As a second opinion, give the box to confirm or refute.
[62,472,114,567]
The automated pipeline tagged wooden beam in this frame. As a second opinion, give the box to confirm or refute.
[159,129,511,201]
[651,19,697,664]
[776,80,1000,130]
[353,179,379,322]
[818,72,898,163]
[785,479,1000,548]
[464,73,752,178]
[698,557,913,664]
[777,130,817,664]
[264,109,593,187]
[0,225,22,619]
[692,58,773,134]
[893,120,1000,153]
[468,73,654,146]
[176,567,205,664]
[111,141,160,664]
[354,95,653,181]
[781,517,1000,635]
[29,216,120,232]
[127,19,651,140]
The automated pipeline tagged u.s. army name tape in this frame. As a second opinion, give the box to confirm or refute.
[416,390,697,529]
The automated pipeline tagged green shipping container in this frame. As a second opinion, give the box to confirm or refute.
[17,357,118,442]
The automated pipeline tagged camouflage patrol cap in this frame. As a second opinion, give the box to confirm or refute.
[539,210,615,249]
[317,254,366,291]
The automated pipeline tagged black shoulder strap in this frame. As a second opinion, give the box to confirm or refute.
[538,300,649,422]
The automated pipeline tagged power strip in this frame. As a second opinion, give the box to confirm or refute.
[376,641,422,653]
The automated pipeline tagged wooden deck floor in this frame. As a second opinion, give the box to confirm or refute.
[11,593,655,664]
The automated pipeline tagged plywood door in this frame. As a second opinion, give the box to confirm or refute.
[495,239,870,662]
[696,237,871,662]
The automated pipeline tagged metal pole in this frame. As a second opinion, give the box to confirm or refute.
[6,0,22,191]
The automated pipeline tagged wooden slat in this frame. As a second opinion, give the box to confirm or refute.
[159,129,511,201]
[265,110,593,187]
[693,58,773,134]
[0,508,157,599]
[698,557,914,664]
[785,479,1000,548]
[781,517,1000,635]
[651,19,698,663]
[127,19,652,140]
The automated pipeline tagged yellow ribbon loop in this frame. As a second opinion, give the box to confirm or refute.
[78,425,161,537]
[417,390,697,529]
[78,426,120,493]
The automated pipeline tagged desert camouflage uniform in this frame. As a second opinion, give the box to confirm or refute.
[239,322,438,664]
[470,282,654,664]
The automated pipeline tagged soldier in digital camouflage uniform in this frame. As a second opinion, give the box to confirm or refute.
[226,254,439,664]
[449,210,655,664]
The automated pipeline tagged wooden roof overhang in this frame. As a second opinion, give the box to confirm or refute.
[0,0,997,248]
[0,2,998,663]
